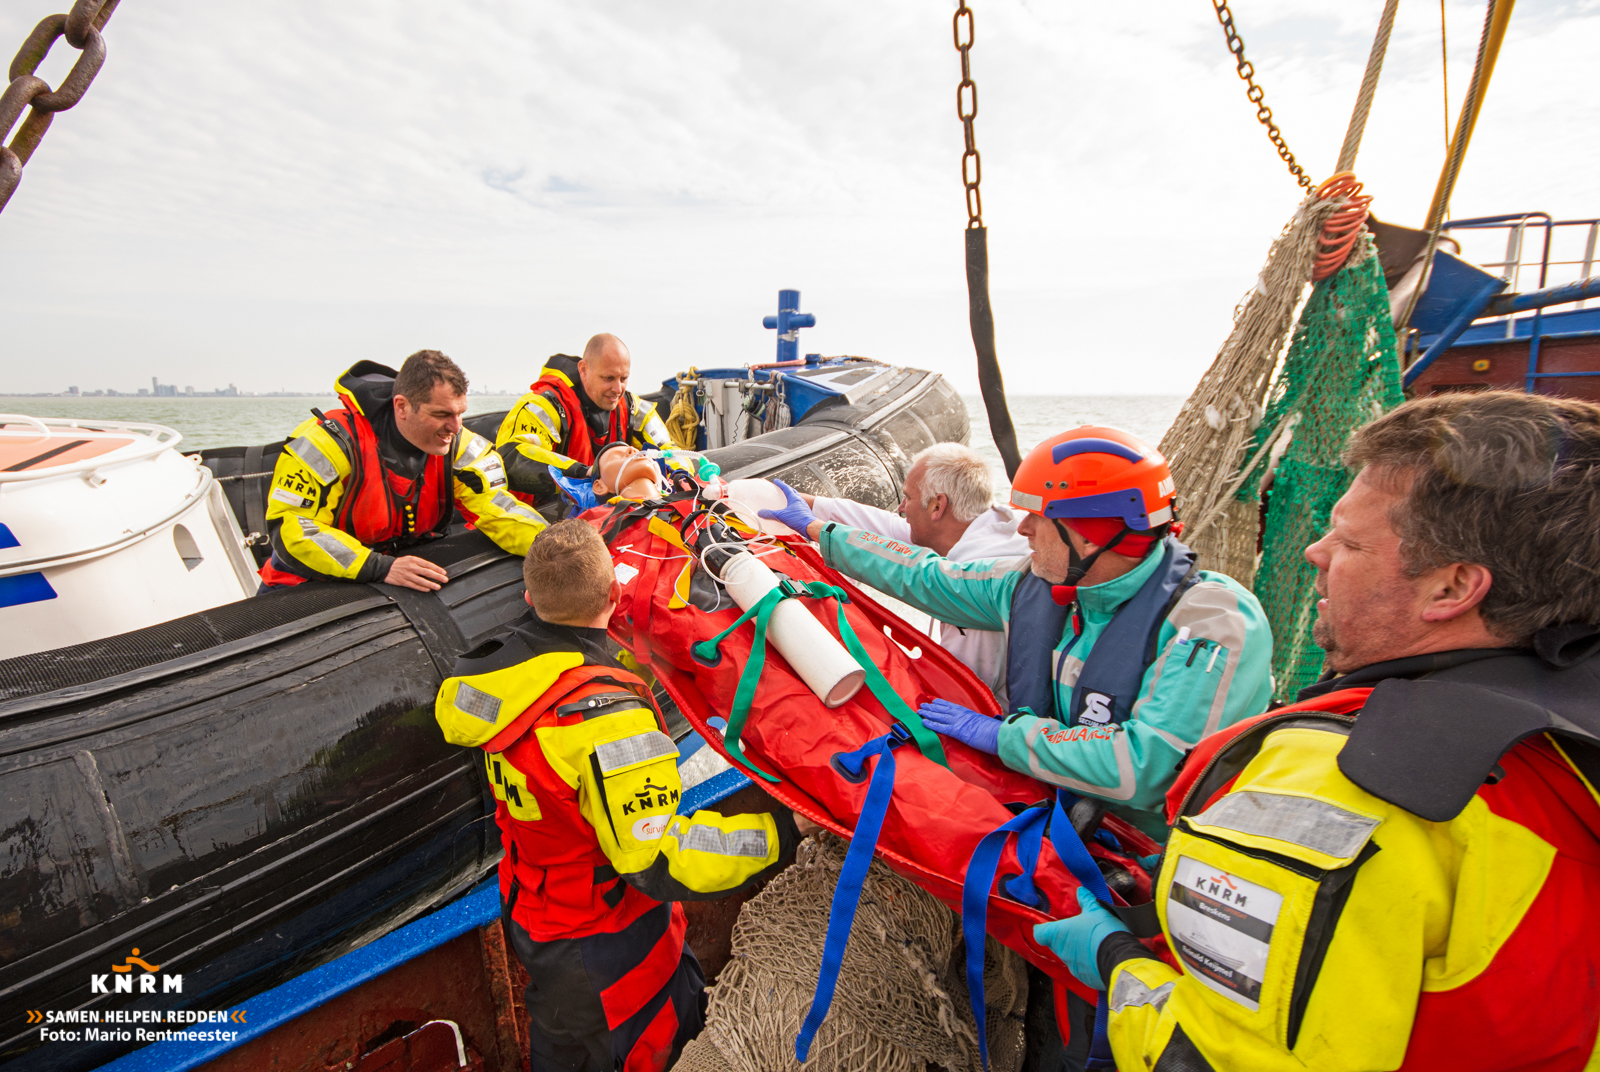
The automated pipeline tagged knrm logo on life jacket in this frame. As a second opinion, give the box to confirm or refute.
[91,949,181,995]
[1077,691,1115,726]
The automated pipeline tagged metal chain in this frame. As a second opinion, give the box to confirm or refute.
[0,0,120,214]
[1211,0,1313,190]
[953,2,982,229]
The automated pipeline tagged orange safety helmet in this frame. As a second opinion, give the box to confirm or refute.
[1010,426,1176,531]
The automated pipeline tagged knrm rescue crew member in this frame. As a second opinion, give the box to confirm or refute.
[798,442,1028,706]
[1039,391,1600,1071]
[761,425,1273,842]
[496,333,675,511]
[260,351,545,592]
[435,520,798,1072]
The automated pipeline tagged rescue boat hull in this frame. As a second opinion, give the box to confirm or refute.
[0,363,968,1071]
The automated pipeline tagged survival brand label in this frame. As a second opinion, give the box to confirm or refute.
[1167,855,1283,1011]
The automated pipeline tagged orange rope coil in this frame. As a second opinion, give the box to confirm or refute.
[1311,172,1373,281]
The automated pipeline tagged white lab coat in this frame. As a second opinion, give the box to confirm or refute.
[811,497,1029,707]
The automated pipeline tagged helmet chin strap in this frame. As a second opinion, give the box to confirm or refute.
[1049,519,1133,606]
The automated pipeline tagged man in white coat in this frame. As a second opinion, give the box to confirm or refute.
[798,442,1028,706]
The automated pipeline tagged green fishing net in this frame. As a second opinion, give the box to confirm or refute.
[1245,235,1405,701]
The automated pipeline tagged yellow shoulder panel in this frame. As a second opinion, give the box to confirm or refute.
[1418,794,1555,993]
[434,651,584,748]
[497,392,566,447]
[484,750,543,822]
[536,707,662,790]
[283,419,352,486]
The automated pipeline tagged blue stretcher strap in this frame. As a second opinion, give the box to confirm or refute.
[1047,792,1111,900]
[795,727,907,1062]
[1003,811,1046,909]
[1049,791,1116,1070]
[961,803,1050,1071]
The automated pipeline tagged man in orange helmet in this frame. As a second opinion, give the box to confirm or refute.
[762,426,1274,843]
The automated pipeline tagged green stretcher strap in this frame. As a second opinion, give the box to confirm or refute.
[815,584,948,768]
[693,584,788,783]
[692,575,949,777]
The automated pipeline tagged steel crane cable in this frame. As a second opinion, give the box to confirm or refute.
[1335,0,1399,174]
[0,0,120,214]
[952,1,1022,482]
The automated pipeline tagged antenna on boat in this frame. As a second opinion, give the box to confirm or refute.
[951,2,1022,482]
[762,290,815,366]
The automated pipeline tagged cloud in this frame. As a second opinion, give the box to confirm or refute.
[0,0,1595,399]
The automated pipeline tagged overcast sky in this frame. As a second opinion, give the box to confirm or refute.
[1,0,1594,396]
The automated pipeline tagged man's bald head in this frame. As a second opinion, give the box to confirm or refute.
[577,333,631,411]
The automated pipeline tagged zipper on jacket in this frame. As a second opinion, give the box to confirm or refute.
[1173,822,1329,881]
[1285,841,1381,1049]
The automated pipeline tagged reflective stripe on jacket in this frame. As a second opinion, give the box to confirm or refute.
[260,365,544,585]
[818,522,1273,840]
[434,613,794,941]
[1105,687,1600,1072]
[496,355,673,507]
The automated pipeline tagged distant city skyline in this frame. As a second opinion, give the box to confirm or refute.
[3,379,537,398]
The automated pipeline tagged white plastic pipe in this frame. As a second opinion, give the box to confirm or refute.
[718,551,865,708]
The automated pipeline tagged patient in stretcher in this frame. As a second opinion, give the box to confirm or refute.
[581,444,801,538]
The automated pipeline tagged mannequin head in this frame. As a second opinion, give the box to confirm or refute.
[593,444,664,500]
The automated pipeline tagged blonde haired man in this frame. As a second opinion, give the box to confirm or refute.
[435,520,796,1072]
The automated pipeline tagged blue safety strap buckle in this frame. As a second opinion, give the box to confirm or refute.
[828,723,909,783]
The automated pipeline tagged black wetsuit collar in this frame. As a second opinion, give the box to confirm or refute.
[545,353,612,440]
[339,361,428,480]
[509,613,621,666]
[448,611,624,678]
[1314,625,1600,821]
[577,379,610,439]
[1296,646,1526,700]
[372,398,428,481]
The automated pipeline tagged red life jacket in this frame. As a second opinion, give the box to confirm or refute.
[587,497,1162,1003]
[532,360,632,466]
[489,662,670,942]
[327,402,453,548]
[260,386,453,587]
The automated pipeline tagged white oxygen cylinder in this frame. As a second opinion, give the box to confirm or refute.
[718,551,866,708]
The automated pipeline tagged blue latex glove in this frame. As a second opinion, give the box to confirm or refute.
[1033,887,1130,991]
[1139,852,1163,876]
[757,478,819,536]
[917,699,1001,755]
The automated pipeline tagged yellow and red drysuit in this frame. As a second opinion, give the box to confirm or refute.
[436,612,796,1072]
[495,354,674,508]
[1095,640,1600,1071]
[260,361,544,586]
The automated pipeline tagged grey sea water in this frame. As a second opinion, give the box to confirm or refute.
[0,393,1184,493]
[962,394,1183,501]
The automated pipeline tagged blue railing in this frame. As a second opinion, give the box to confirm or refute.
[1404,213,1600,392]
